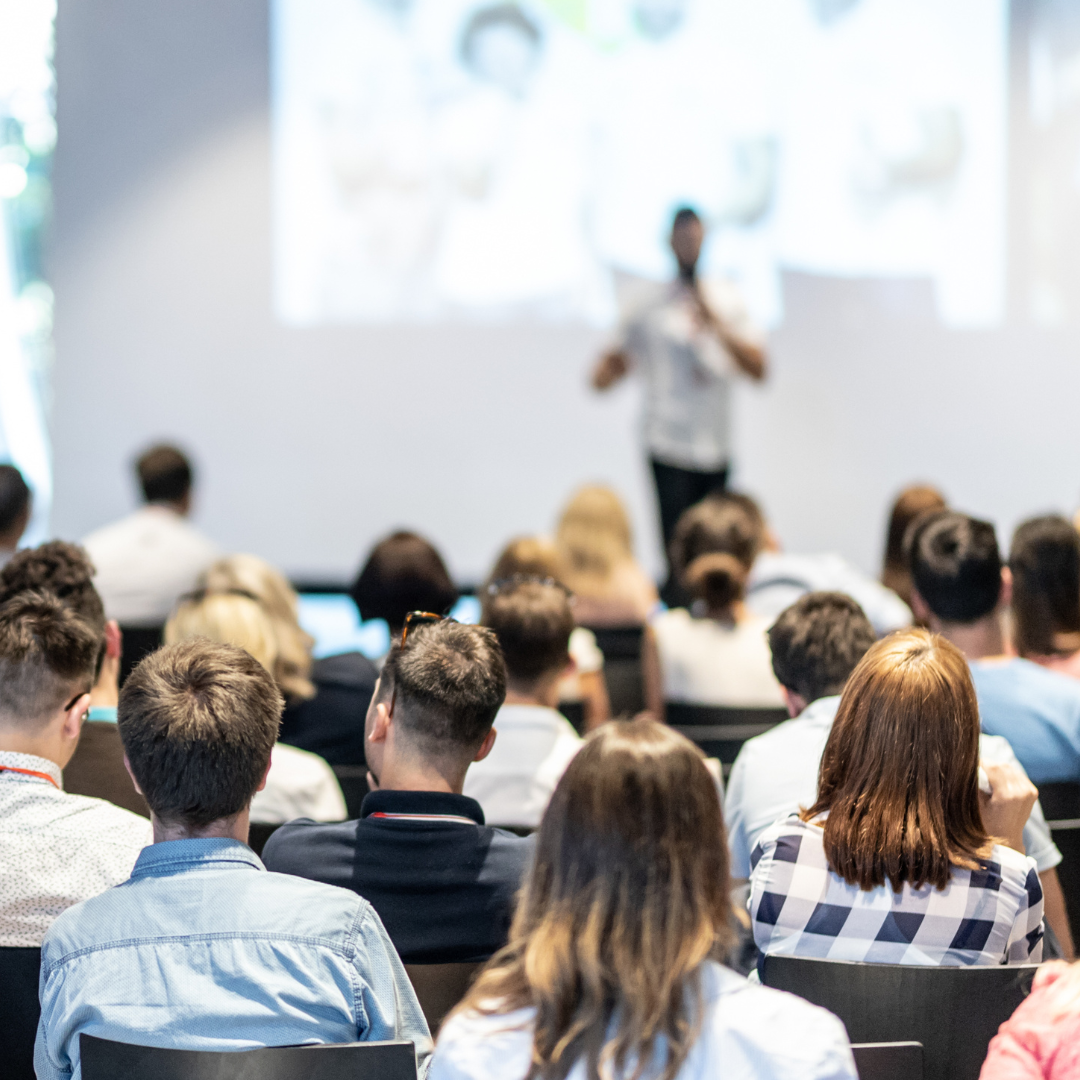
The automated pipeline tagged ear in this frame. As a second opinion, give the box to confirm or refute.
[104,620,122,660]
[122,753,145,795]
[60,692,90,743]
[909,587,935,627]
[999,565,1013,609]
[781,687,806,719]
[473,727,497,763]
[255,756,272,794]
[367,700,392,746]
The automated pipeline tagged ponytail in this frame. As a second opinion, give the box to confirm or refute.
[684,552,748,612]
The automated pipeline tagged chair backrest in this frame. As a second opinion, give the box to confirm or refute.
[584,625,645,717]
[331,765,370,820]
[118,624,165,685]
[1035,781,1080,822]
[404,962,483,1034]
[0,946,42,1080]
[1037,782,1080,946]
[761,955,1037,1080]
[247,822,282,858]
[557,700,586,735]
[851,1042,924,1080]
[664,703,789,764]
[79,1035,417,1080]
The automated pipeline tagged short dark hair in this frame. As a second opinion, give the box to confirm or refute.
[672,206,701,230]
[768,592,877,703]
[351,531,458,631]
[1010,515,1080,657]
[909,511,1001,624]
[0,541,106,636]
[119,639,283,827]
[136,444,193,504]
[0,591,99,728]
[379,621,506,755]
[0,465,31,535]
[483,579,574,684]
[461,3,541,64]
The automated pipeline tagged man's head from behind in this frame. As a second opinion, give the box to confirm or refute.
[768,592,877,716]
[0,592,98,766]
[0,464,31,550]
[908,511,1002,627]
[368,621,506,790]
[118,640,283,830]
[136,444,193,510]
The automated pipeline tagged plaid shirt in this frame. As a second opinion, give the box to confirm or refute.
[750,816,1043,967]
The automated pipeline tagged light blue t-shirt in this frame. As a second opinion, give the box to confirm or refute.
[970,658,1080,785]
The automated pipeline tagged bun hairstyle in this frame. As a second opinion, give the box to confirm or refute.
[683,552,748,610]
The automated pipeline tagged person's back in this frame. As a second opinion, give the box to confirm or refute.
[83,444,218,625]
[0,592,150,947]
[36,639,429,1080]
[264,618,532,963]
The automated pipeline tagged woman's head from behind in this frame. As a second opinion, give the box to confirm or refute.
[165,591,278,678]
[806,628,988,892]
[462,720,731,1080]
[555,485,634,589]
[1010,515,1080,659]
[882,484,946,604]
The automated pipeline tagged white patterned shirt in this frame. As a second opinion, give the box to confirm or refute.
[750,815,1043,968]
[0,751,152,946]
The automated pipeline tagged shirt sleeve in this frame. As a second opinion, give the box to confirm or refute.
[352,904,434,1076]
[568,627,604,675]
[34,945,72,1080]
[724,751,753,881]
[1005,865,1044,965]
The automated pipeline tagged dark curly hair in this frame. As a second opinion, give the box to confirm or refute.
[0,541,106,635]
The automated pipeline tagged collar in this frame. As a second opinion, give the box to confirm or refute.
[0,750,63,789]
[87,706,118,723]
[131,837,264,878]
[361,789,485,825]
[798,695,842,726]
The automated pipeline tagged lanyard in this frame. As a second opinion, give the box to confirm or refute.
[0,765,60,789]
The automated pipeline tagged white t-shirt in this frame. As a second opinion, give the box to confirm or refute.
[250,743,347,825]
[462,704,582,828]
[83,505,219,625]
[619,279,762,471]
[652,608,785,707]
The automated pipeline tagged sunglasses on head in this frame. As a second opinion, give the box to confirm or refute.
[176,587,260,607]
[485,574,573,599]
[387,610,454,717]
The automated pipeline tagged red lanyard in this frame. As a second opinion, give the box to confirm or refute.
[0,765,60,789]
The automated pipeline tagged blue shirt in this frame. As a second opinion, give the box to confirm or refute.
[971,658,1080,784]
[35,838,432,1080]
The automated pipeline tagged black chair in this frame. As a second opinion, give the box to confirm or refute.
[761,955,1037,1080]
[664,703,789,764]
[0,946,41,1080]
[403,961,483,1033]
[247,822,282,858]
[557,700,586,735]
[1036,781,1080,945]
[80,1034,417,1080]
[331,765,370,820]
[118,624,165,685]
[851,1042,924,1080]
[585,625,645,717]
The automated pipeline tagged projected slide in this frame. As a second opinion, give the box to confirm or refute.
[272,0,1006,328]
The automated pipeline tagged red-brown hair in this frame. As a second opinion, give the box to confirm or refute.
[802,629,990,892]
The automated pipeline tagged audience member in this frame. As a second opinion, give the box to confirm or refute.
[83,444,218,625]
[35,639,430,1079]
[466,578,583,828]
[0,592,149,947]
[644,496,784,713]
[1010,515,1080,681]
[201,554,378,765]
[881,483,947,609]
[980,960,1080,1079]
[727,592,1071,956]
[0,541,149,815]
[165,590,346,824]
[264,619,533,963]
[487,536,608,729]
[751,630,1044,967]
[432,720,858,1080]
[351,530,458,650]
[909,511,1080,785]
[0,463,31,567]
[554,484,658,625]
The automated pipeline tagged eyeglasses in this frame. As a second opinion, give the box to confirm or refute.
[485,574,573,599]
[63,689,90,717]
[388,610,453,717]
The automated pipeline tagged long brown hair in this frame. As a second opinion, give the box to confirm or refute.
[803,629,990,892]
[881,484,946,606]
[1010,515,1080,658]
[455,721,733,1080]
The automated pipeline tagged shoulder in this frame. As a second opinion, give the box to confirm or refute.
[986,844,1041,893]
[310,651,379,689]
[752,816,822,869]
[271,742,336,780]
[432,1005,536,1080]
[58,791,151,841]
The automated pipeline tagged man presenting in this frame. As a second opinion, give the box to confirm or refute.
[592,207,767,583]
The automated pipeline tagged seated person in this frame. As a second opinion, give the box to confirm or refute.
[350,530,458,660]
[0,462,31,569]
[82,444,218,626]
[465,579,583,827]
[909,511,1080,785]
[432,721,857,1080]
[751,629,1043,967]
[35,639,430,1080]
[880,483,946,610]
[0,592,150,947]
[728,592,1071,957]
[264,619,533,963]
[1009,515,1080,681]
[201,554,378,766]
[554,485,658,626]
[0,541,149,815]
[165,591,346,824]
[644,496,785,714]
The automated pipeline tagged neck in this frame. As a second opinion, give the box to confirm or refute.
[375,752,467,795]
[504,674,561,709]
[934,613,1006,661]
[678,262,697,284]
[0,729,66,770]
[151,807,250,845]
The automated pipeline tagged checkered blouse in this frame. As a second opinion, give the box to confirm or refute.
[749,815,1043,967]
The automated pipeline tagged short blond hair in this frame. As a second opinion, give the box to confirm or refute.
[556,485,634,588]
[165,592,277,675]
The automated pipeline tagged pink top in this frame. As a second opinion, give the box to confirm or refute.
[1028,651,1080,682]
[980,964,1080,1079]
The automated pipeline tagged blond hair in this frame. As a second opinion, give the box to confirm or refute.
[555,486,634,591]
[199,555,315,702]
[165,592,278,675]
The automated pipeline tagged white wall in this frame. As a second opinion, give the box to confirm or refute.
[48,0,1080,584]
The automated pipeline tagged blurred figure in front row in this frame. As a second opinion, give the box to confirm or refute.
[880,482,946,610]
[431,721,857,1080]
[0,463,31,568]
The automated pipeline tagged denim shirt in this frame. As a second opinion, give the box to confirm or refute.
[35,838,432,1080]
